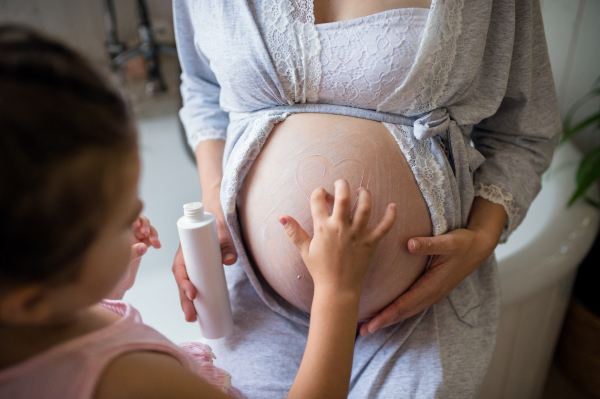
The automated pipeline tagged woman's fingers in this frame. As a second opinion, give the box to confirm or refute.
[352,187,372,230]
[408,234,459,256]
[332,179,351,222]
[280,215,311,256]
[364,289,427,334]
[369,203,397,242]
[172,250,197,301]
[215,219,237,265]
[363,266,449,334]
[360,228,491,335]
[204,201,238,265]
[178,289,198,322]
[171,245,199,322]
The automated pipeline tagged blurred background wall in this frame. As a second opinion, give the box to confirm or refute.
[543,0,600,153]
[0,0,598,151]
[0,0,174,66]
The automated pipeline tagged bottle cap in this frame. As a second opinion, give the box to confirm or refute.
[183,202,204,218]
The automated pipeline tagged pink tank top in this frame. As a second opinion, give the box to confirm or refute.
[0,300,245,399]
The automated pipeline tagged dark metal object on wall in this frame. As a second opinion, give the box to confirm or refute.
[102,0,195,164]
[103,0,177,96]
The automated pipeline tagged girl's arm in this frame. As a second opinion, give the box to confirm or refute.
[281,181,396,398]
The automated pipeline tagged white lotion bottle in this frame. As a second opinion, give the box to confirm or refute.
[177,202,233,339]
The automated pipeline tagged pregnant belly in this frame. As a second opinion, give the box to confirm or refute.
[237,113,432,320]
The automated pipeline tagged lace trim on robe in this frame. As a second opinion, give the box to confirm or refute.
[384,123,448,235]
[378,0,465,115]
[263,0,322,104]
[189,127,227,151]
[473,182,518,242]
[222,113,290,216]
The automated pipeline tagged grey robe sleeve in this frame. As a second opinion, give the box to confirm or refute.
[174,0,229,150]
[471,0,561,241]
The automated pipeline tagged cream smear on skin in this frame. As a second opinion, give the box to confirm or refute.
[238,114,432,319]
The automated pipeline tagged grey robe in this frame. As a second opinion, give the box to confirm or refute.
[173,0,561,397]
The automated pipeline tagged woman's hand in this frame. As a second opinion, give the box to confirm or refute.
[279,180,397,295]
[172,196,237,322]
[359,197,507,336]
[108,215,161,300]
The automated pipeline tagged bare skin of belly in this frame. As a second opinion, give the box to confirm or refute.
[238,114,432,320]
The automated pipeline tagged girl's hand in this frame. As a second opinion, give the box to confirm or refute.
[279,180,397,295]
[282,181,395,399]
[133,214,162,250]
[359,197,507,336]
[107,215,161,300]
[171,196,237,322]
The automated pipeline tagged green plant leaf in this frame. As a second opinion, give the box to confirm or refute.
[584,196,600,209]
[561,109,600,144]
[560,88,600,144]
[568,146,600,206]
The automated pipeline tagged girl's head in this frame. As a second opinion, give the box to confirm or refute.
[0,26,140,324]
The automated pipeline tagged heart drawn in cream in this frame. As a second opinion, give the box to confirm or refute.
[296,155,371,211]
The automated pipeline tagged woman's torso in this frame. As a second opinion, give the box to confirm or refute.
[236,4,433,319]
[239,114,432,320]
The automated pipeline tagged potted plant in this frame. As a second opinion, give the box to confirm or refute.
[561,76,600,207]
[556,75,600,398]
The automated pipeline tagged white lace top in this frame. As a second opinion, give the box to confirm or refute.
[261,0,433,111]
[317,8,429,110]
[175,0,562,242]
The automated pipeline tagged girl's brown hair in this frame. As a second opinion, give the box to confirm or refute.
[0,26,138,287]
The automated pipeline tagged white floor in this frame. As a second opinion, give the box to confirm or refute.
[124,115,205,344]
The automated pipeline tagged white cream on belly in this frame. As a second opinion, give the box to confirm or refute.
[238,114,432,320]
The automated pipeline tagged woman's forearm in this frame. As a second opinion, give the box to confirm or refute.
[467,197,508,252]
[194,139,225,203]
[287,287,361,399]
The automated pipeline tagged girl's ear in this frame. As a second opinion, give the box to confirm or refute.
[0,284,53,325]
